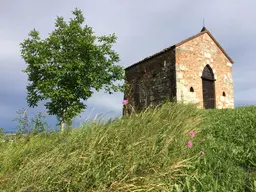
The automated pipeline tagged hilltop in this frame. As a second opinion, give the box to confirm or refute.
[0,102,255,191]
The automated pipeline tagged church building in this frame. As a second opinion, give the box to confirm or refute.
[123,27,234,115]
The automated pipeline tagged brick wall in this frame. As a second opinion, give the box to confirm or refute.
[175,33,234,109]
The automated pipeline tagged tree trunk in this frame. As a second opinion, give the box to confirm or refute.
[61,120,65,132]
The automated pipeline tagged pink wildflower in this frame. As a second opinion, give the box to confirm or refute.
[187,141,193,148]
[201,151,205,156]
[189,131,195,138]
[122,100,128,105]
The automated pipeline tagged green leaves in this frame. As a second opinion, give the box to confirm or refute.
[20,8,124,128]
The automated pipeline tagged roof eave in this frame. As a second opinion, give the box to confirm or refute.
[125,45,176,70]
[204,30,234,64]
[125,28,234,71]
[175,29,234,64]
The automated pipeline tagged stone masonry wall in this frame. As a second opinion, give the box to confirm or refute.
[124,49,176,115]
[175,33,234,109]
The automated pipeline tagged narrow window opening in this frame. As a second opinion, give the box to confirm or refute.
[222,92,226,97]
[190,87,194,92]
[152,70,157,77]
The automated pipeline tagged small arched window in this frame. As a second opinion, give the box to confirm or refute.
[190,87,194,92]
[222,92,226,97]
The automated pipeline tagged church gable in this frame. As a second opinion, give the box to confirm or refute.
[175,27,233,65]
[175,28,234,109]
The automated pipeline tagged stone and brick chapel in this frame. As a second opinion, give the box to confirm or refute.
[123,27,234,115]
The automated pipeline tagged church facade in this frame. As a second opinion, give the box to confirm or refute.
[123,27,234,115]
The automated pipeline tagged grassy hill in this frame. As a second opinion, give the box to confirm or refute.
[0,102,255,191]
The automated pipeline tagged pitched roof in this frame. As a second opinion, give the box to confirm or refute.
[125,27,234,70]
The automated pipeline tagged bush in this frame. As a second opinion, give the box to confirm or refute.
[14,109,48,135]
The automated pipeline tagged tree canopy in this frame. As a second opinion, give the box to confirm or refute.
[20,8,124,131]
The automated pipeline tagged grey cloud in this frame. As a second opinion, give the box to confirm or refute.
[1,0,256,132]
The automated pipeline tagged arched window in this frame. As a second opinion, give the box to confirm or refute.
[190,87,194,92]
[222,92,226,97]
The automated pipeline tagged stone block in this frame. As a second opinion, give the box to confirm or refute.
[227,62,232,67]
[177,72,183,79]
[124,29,234,114]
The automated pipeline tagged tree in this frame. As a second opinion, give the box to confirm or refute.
[20,8,124,131]
[14,108,47,134]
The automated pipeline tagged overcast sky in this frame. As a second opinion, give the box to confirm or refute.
[1,0,256,132]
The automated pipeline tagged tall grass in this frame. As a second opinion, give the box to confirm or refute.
[1,103,255,191]
[0,102,203,191]
[183,106,256,191]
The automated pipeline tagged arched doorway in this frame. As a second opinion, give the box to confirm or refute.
[201,65,215,109]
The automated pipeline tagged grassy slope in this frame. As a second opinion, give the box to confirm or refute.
[0,102,255,191]
[187,106,256,191]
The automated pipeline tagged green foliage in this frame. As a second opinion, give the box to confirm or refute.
[14,109,30,134]
[0,128,4,138]
[20,8,124,127]
[0,103,255,191]
[14,108,48,135]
